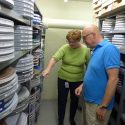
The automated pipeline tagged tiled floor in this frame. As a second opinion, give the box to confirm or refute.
[37,100,83,125]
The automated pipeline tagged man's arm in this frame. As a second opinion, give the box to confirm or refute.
[75,84,83,96]
[96,45,120,121]
[101,45,120,106]
[96,68,119,121]
[101,68,119,107]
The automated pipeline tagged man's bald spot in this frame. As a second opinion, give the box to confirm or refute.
[83,24,100,34]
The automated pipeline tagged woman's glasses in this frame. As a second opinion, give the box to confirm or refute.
[67,40,80,45]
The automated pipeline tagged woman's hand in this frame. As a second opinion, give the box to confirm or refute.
[75,84,83,96]
[42,58,56,78]
[42,69,50,78]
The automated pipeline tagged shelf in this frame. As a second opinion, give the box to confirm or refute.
[32,43,41,49]
[0,4,30,25]
[99,5,125,19]
[0,44,40,71]
[33,25,41,30]
[101,32,114,35]
[102,31,125,35]
[41,23,48,29]
[113,31,125,34]
[33,24,47,30]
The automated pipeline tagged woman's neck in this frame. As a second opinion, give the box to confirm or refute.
[77,43,83,48]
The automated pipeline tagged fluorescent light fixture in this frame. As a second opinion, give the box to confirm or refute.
[43,18,92,29]
[64,0,68,2]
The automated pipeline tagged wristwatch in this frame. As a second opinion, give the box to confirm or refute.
[99,105,108,109]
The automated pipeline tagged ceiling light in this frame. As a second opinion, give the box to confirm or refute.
[64,0,68,2]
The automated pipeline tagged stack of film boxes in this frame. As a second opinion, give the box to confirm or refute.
[93,0,125,17]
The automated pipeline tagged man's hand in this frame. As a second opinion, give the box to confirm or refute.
[75,84,83,96]
[42,69,50,78]
[96,107,107,121]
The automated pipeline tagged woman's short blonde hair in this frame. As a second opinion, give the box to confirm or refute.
[66,29,81,42]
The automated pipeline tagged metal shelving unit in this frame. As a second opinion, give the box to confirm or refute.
[0,1,46,125]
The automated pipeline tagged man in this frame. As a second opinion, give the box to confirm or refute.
[75,24,120,125]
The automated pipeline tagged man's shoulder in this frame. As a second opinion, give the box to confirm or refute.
[104,42,120,55]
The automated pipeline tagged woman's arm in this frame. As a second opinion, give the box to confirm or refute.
[42,58,56,78]
[42,45,66,78]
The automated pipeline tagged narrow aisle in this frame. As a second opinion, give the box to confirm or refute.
[37,100,83,125]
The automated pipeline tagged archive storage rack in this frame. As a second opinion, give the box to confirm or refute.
[0,1,47,125]
[93,0,125,125]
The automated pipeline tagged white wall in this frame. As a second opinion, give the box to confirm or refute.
[36,0,93,21]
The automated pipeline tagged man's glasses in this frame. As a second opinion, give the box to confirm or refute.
[82,33,94,41]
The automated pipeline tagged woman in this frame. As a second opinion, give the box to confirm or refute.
[42,29,90,125]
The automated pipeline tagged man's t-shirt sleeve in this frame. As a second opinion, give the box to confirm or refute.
[104,45,120,69]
